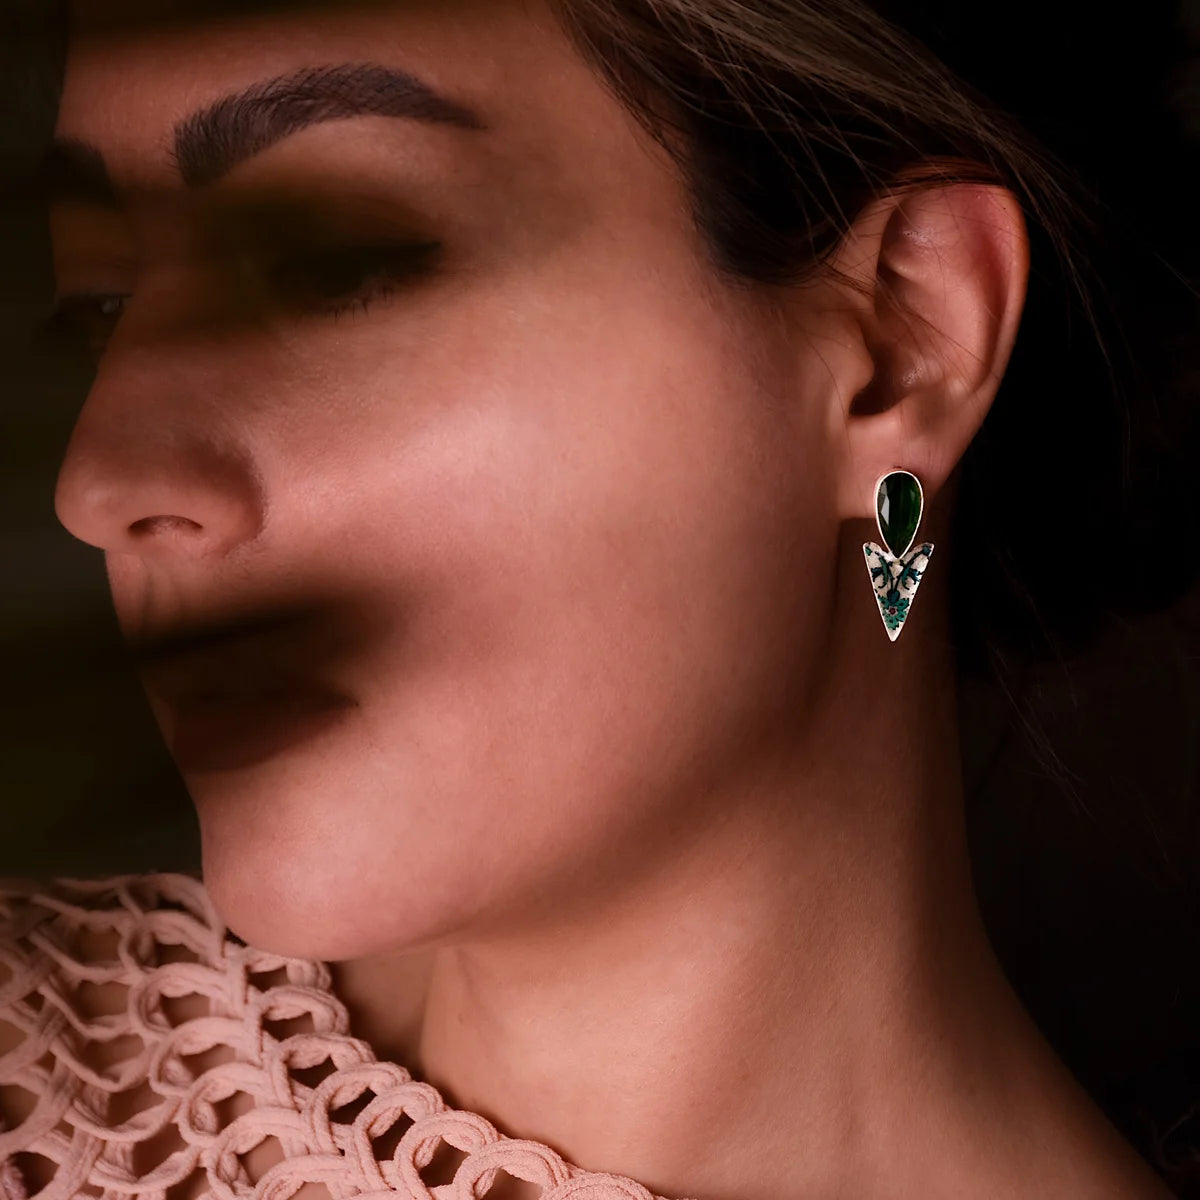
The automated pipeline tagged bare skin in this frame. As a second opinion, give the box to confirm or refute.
[46,0,1174,1197]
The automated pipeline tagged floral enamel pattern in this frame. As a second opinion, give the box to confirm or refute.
[863,541,935,641]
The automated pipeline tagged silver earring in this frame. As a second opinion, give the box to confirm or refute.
[862,469,934,642]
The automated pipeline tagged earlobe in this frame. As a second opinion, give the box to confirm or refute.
[834,179,1029,521]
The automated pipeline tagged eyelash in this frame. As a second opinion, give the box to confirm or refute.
[39,240,441,351]
[268,241,441,317]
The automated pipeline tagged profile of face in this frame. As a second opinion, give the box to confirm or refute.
[50,0,977,961]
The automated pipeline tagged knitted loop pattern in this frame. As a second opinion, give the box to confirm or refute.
[0,873,673,1200]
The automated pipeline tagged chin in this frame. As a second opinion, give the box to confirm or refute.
[193,805,487,963]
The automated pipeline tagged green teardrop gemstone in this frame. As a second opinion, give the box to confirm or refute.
[877,471,922,557]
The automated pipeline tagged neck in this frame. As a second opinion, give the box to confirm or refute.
[329,541,1168,1200]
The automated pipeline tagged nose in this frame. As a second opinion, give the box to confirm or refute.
[53,313,266,561]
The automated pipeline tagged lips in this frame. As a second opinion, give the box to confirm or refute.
[126,607,359,773]
[133,607,349,711]
[129,606,362,759]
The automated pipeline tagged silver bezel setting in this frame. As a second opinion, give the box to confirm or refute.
[873,468,924,558]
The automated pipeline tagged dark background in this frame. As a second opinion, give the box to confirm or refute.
[2,0,1200,1191]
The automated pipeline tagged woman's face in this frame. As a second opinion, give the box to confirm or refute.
[52,0,846,958]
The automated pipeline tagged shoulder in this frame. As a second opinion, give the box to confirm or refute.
[0,870,357,1200]
[0,870,230,1082]
[1,869,217,955]
[0,869,224,1069]
[0,873,214,1193]
[0,873,673,1200]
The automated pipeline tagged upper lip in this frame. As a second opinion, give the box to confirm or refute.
[130,608,351,712]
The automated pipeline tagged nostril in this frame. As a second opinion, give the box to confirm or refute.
[130,515,201,536]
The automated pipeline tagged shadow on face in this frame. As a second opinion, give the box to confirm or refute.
[48,0,838,960]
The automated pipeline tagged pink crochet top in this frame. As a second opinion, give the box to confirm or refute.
[0,872,677,1200]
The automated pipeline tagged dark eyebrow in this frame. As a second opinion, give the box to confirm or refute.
[41,61,485,205]
[173,62,485,187]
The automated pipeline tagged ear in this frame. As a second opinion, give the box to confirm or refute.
[826,180,1029,523]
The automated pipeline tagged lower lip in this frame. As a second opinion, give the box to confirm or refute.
[169,691,355,773]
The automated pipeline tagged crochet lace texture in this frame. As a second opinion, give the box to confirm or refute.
[0,873,674,1200]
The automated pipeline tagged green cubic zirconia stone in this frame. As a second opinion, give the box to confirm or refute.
[877,471,922,557]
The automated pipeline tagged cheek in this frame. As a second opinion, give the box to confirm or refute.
[197,263,834,959]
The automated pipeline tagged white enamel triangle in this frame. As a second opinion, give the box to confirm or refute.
[862,541,935,642]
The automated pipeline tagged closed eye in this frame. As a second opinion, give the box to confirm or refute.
[34,239,443,356]
[266,240,443,317]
